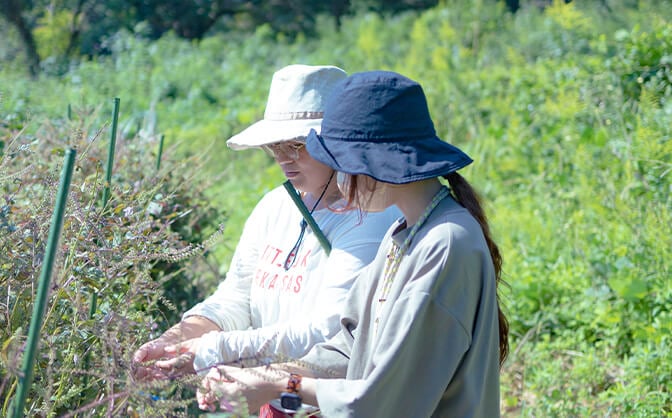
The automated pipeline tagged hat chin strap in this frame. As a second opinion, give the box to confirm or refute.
[282,170,336,267]
[303,170,336,210]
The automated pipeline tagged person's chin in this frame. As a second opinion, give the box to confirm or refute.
[285,177,306,191]
[363,203,390,213]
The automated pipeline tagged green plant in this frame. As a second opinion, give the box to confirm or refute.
[0,107,224,416]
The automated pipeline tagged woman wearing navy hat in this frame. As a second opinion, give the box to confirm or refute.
[198,71,509,418]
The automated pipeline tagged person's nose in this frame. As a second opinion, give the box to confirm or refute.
[273,149,295,163]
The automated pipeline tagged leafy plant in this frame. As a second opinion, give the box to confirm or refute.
[0,105,224,416]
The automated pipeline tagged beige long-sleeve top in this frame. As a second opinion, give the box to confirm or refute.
[303,194,502,418]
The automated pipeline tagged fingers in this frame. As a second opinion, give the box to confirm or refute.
[154,357,177,370]
[132,345,149,363]
[134,347,192,380]
[132,340,171,380]
[197,388,218,412]
[133,365,171,381]
[133,340,170,363]
[163,344,179,355]
[152,352,196,379]
[197,371,218,411]
[198,367,236,412]
[132,345,166,381]
[164,341,193,355]
[155,352,194,369]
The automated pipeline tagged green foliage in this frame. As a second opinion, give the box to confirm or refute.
[612,19,672,105]
[2,0,440,71]
[1,0,671,415]
[0,107,224,415]
[33,10,74,60]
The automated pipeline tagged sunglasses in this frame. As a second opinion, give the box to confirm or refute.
[262,141,306,160]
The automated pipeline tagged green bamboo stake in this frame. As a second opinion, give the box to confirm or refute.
[90,97,120,316]
[282,180,331,255]
[81,98,120,390]
[9,149,76,418]
[156,134,165,171]
[101,97,120,209]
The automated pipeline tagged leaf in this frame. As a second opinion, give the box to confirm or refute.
[608,276,649,301]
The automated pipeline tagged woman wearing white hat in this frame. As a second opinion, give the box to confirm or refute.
[198,71,509,417]
[132,65,401,412]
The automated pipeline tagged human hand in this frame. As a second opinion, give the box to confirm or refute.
[197,365,282,414]
[153,338,199,377]
[132,337,198,380]
[132,337,176,380]
[197,366,239,413]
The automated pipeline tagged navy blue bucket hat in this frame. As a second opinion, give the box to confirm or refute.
[306,71,473,184]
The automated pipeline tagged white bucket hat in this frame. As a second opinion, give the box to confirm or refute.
[226,64,348,150]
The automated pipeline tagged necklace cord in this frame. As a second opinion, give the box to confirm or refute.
[375,187,450,331]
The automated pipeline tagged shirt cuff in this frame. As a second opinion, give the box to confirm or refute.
[193,330,224,375]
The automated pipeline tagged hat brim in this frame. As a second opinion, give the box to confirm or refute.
[306,129,473,184]
[227,118,322,150]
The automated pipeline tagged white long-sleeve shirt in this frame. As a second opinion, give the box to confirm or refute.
[184,186,401,372]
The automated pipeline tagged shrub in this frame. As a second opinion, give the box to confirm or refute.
[0,104,225,416]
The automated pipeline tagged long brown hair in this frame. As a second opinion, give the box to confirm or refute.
[342,172,510,367]
[444,172,509,367]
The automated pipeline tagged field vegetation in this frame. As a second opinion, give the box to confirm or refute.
[1,0,670,416]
